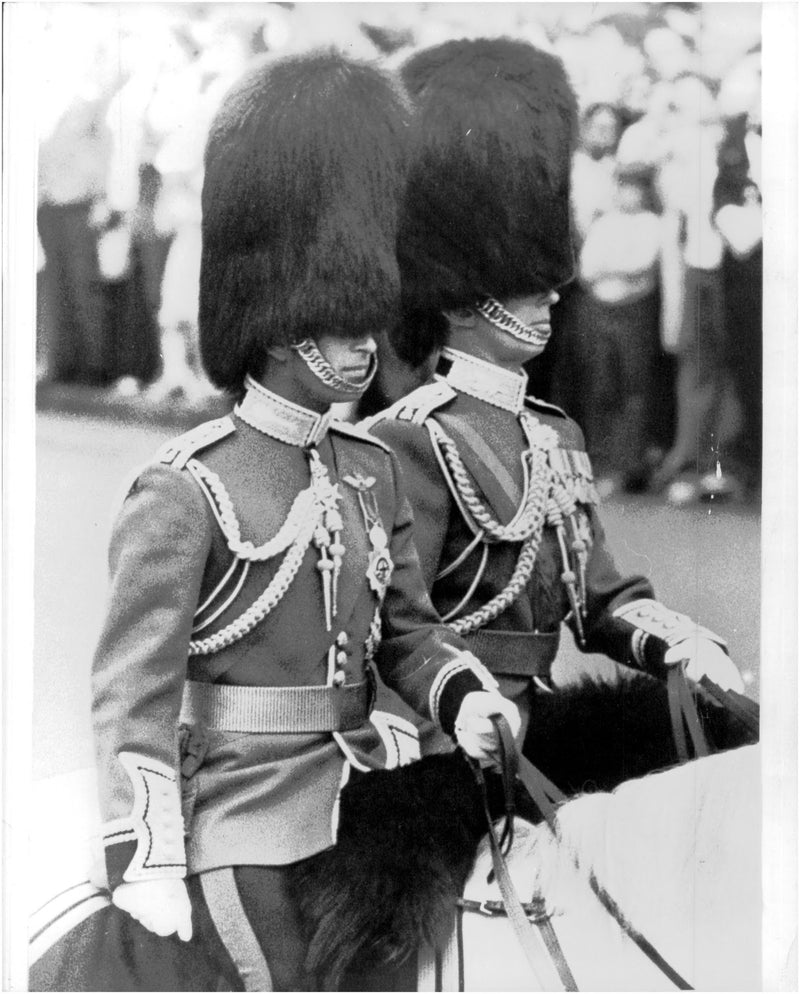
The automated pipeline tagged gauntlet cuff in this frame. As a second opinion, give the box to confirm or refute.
[612,599,727,677]
[102,751,187,890]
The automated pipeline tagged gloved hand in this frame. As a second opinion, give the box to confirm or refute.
[454,691,521,768]
[112,878,193,941]
[665,637,745,694]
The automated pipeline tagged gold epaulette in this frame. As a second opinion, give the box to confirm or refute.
[155,416,236,470]
[365,379,457,429]
[330,419,392,453]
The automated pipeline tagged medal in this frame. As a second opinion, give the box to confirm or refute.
[345,474,394,602]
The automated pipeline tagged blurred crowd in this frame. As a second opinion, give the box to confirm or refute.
[35,2,763,504]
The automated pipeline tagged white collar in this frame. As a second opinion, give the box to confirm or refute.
[439,347,527,414]
[235,375,332,447]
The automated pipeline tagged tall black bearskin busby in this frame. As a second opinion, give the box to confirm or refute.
[392,37,579,365]
[199,51,410,392]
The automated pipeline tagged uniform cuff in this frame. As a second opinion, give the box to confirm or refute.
[101,751,187,889]
[611,599,727,679]
[429,652,495,736]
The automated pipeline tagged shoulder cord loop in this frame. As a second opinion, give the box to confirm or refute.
[430,416,589,637]
[186,451,339,656]
[429,421,549,544]
[431,420,550,635]
[185,458,314,561]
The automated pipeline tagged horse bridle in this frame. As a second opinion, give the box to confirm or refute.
[466,674,723,993]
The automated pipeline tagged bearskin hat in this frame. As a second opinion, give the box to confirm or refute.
[392,38,579,365]
[200,51,410,392]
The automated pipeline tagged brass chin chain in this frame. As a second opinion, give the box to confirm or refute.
[292,339,377,396]
[476,297,551,347]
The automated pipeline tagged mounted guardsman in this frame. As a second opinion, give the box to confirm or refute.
[366,37,744,751]
[90,50,519,992]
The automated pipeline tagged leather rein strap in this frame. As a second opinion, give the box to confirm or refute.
[667,666,710,763]
[469,720,578,991]
[473,714,695,992]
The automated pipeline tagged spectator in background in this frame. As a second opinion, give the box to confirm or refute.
[37,63,115,386]
[99,14,179,396]
[712,112,762,501]
[576,165,665,494]
[543,102,623,432]
[650,73,739,503]
[570,102,625,240]
[142,22,236,403]
[100,162,169,394]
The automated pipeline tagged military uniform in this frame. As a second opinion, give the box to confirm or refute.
[92,376,493,890]
[368,348,725,747]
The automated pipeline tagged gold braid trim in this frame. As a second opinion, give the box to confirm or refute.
[429,421,553,636]
[431,422,551,543]
[188,514,317,655]
[188,451,337,656]
[446,534,541,636]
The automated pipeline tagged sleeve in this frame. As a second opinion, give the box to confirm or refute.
[373,449,495,738]
[91,463,212,889]
[577,506,727,678]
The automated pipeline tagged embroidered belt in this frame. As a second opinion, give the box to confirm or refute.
[462,630,560,678]
[180,680,372,733]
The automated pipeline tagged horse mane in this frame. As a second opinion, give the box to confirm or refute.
[505,743,761,922]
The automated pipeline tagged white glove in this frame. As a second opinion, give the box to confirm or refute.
[112,878,193,941]
[665,637,745,694]
[454,692,522,768]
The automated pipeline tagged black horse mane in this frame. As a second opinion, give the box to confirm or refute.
[295,672,758,989]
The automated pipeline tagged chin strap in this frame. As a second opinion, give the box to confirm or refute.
[291,339,377,396]
[475,297,552,347]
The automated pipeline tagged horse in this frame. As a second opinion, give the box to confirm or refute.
[424,743,760,992]
[28,671,759,992]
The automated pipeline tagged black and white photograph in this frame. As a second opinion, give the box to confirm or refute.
[2,2,796,991]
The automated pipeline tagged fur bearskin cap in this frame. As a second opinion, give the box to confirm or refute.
[199,51,410,392]
[392,38,579,365]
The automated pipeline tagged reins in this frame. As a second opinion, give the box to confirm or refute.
[468,723,578,992]
[467,686,718,993]
[667,666,710,763]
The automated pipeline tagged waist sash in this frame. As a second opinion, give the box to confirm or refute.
[462,629,559,678]
[180,680,372,733]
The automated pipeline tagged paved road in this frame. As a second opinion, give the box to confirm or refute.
[33,410,761,780]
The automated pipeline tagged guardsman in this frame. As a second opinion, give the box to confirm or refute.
[91,51,518,992]
[367,38,744,753]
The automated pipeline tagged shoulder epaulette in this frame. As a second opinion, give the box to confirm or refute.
[155,416,236,470]
[366,379,457,429]
[525,395,569,419]
[330,419,392,453]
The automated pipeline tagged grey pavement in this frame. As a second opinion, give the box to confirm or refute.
[33,409,761,781]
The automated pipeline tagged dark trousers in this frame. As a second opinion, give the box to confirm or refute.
[37,201,108,385]
[580,290,662,479]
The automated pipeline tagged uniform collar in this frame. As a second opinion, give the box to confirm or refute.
[235,375,332,447]
[439,347,527,415]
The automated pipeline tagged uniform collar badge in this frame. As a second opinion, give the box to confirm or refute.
[236,375,332,447]
[439,347,527,414]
